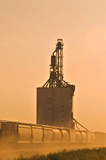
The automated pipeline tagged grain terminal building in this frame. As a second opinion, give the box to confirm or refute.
[37,39,75,129]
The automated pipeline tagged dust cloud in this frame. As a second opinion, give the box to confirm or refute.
[0,141,106,160]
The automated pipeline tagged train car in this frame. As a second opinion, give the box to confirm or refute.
[0,120,96,145]
[1,120,106,149]
[94,132,106,146]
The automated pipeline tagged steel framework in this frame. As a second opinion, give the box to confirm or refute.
[42,39,75,90]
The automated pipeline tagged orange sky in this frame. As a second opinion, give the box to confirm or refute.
[0,0,106,132]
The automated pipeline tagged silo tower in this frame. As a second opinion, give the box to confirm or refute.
[37,39,75,129]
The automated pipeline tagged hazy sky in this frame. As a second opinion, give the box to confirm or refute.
[0,0,106,132]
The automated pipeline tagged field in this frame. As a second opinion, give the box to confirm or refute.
[16,148,106,160]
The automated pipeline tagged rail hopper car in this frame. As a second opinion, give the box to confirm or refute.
[0,121,95,145]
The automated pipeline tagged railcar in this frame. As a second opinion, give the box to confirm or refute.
[0,120,95,145]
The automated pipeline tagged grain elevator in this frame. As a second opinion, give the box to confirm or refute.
[37,39,75,129]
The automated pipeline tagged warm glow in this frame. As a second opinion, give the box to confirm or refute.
[0,0,106,132]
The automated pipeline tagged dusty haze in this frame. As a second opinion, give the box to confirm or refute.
[0,0,106,132]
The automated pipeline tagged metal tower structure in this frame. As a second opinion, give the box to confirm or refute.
[43,39,75,90]
[37,39,75,128]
